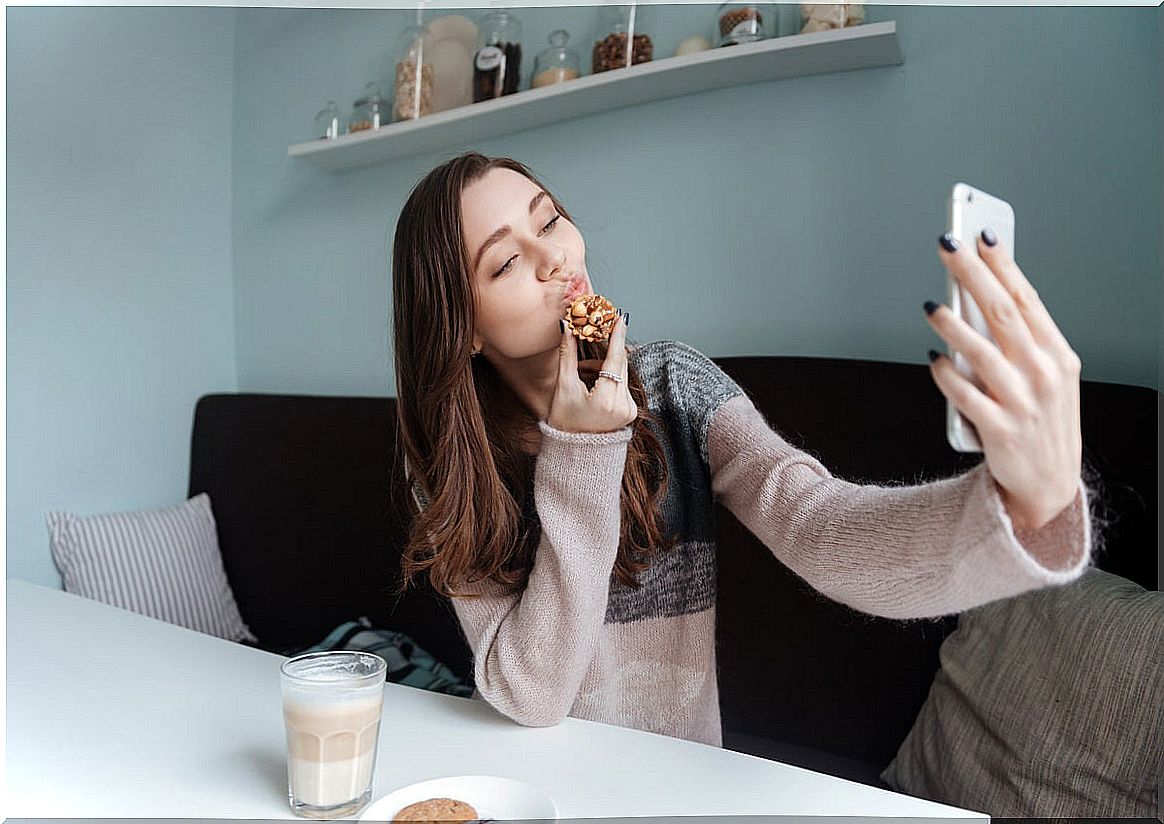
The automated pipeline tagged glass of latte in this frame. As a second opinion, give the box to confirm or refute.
[280,651,387,819]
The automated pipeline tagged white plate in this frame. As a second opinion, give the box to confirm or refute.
[359,775,558,822]
[424,14,477,112]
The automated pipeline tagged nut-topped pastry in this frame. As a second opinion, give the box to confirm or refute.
[564,294,619,343]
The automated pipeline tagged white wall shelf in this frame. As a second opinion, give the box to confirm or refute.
[288,21,901,171]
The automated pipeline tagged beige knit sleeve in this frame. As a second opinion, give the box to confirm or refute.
[449,420,632,726]
[708,393,1092,619]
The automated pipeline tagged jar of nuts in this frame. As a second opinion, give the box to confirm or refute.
[348,82,387,133]
[591,3,654,74]
[393,25,435,122]
[716,3,774,46]
[799,3,865,33]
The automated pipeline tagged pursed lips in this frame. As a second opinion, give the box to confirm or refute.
[562,275,587,305]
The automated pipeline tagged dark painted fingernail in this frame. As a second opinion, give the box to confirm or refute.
[623,311,630,327]
[559,319,567,333]
[981,227,997,247]
[928,349,941,362]
[938,233,960,253]
[924,300,940,316]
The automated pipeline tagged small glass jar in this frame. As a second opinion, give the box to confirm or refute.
[393,25,434,121]
[716,3,773,46]
[532,29,581,89]
[799,3,865,34]
[591,3,654,74]
[313,100,343,140]
[348,82,387,133]
[473,9,522,102]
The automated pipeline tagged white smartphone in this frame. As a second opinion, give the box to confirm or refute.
[945,182,1015,453]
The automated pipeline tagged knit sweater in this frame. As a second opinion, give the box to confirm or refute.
[432,340,1092,746]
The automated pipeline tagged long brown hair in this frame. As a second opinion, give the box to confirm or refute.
[391,152,673,598]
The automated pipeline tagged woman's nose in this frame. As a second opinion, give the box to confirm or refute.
[536,246,567,282]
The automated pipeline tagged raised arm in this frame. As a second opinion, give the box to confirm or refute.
[708,393,1091,620]
[450,422,631,726]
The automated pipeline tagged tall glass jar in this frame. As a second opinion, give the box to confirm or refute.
[348,82,387,133]
[473,10,522,102]
[716,3,773,46]
[532,29,581,89]
[800,3,865,33]
[591,3,654,74]
[314,100,343,140]
[393,25,434,122]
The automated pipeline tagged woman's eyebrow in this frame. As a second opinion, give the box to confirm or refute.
[472,190,548,272]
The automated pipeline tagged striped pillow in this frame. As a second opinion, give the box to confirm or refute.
[46,493,256,642]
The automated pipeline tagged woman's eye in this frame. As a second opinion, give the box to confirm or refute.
[491,216,559,277]
[493,256,517,278]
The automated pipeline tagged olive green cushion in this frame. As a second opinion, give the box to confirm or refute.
[881,568,1162,818]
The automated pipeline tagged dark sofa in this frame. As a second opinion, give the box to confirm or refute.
[187,355,1158,790]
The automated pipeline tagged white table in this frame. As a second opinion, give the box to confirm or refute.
[6,579,986,822]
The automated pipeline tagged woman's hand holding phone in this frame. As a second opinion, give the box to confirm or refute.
[927,231,1083,531]
[547,313,638,434]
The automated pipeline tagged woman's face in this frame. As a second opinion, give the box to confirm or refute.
[460,168,592,361]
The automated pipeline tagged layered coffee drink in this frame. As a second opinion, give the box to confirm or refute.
[281,651,387,819]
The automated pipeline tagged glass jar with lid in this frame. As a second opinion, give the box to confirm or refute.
[532,29,581,89]
[591,3,654,74]
[348,82,387,133]
[799,3,865,33]
[314,100,343,140]
[473,9,522,102]
[393,24,434,121]
[715,3,773,46]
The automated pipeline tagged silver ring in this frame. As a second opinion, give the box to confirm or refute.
[597,370,623,384]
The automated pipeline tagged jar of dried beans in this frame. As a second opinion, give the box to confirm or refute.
[591,3,654,74]
[348,82,387,133]
[473,9,522,102]
[716,2,773,46]
[392,25,434,122]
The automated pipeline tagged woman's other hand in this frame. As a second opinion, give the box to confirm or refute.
[926,230,1082,530]
[547,313,637,434]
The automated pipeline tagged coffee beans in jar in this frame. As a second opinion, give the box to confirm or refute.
[473,42,522,101]
[592,32,653,73]
[473,10,523,103]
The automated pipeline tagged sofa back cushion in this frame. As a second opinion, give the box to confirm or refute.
[186,393,471,673]
[188,357,1157,772]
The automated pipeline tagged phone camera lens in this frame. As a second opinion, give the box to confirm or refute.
[967,191,974,202]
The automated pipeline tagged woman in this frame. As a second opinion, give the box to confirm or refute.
[391,152,1091,746]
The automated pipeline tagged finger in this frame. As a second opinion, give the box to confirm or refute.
[938,233,1039,369]
[600,312,629,381]
[557,319,582,388]
[975,229,1076,360]
[925,303,1028,409]
[928,351,1005,438]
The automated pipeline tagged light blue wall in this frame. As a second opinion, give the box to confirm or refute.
[232,4,1159,396]
[6,5,1160,589]
[6,7,239,587]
